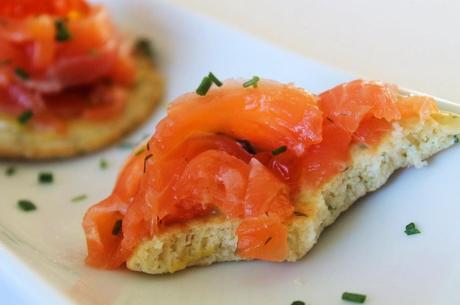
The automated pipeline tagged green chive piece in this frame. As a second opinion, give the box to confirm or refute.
[196,76,213,96]
[17,200,36,212]
[112,219,123,235]
[208,72,223,87]
[291,301,305,305]
[38,172,53,184]
[55,19,71,42]
[100,159,109,169]
[272,145,287,156]
[405,222,421,235]
[15,68,29,80]
[5,166,15,176]
[243,76,260,88]
[17,110,33,124]
[135,38,154,58]
[71,194,87,202]
[454,135,459,144]
[342,292,366,303]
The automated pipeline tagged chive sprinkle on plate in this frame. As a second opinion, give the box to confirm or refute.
[272,145,287,156]
[100,158,109,169]
[5,166,16,176]
[15,67,29,80]
[196,72,223,96]
[71,194,88,202]
[17,110,33,124]
[17,200,36,212]
[135,37,154,58]
[404,222,421,235]
[243,76,260,88]
[38,172,53,184]
[196,76,213,96]
[208,72,223,87]
[342,292,366,303]
[55,19,72,42]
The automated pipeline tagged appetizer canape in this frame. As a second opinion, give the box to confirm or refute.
[83,77,460,274]
[0,0,163,159]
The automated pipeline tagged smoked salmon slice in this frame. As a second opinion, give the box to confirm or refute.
[152,80,323,157]
[319,80,401,133]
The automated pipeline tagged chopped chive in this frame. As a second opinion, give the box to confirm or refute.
[100,159,109,169]
[272,145,287,156]
[17,200,36,212]
[243,76,260,88]
[71,194,87,202]
[196,76,213,96]
[15,68,29,80]
[404,222,421,235]
[454,135,459,144]
[144,154,153,173]
[17,110,33,124]
[236,139,256,154]
[15,67,29,80]
[208,72,223,87]
[342,292,366,303]
[291,301,305,305]
[112,219,122,235]
[54,19,71,42]
[38,172,53,184]
[134,38,154,58]
[5,166,15,176]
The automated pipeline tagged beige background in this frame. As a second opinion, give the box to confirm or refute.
[169,0,460,101]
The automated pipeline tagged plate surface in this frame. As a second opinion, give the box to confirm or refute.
[1,1,460,304]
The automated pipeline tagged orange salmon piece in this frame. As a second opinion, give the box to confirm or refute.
[353,117,392,147]
[151,80,323,158]
[397,95,438,120]
[302,120,352,188]
[319,79,401,133]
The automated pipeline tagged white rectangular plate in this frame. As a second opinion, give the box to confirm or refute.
[1,1,459,304]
